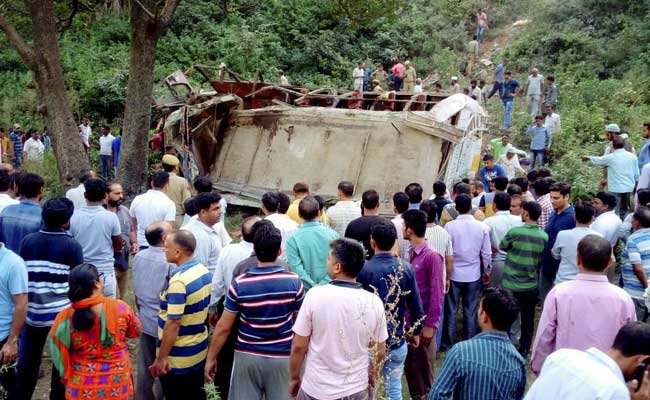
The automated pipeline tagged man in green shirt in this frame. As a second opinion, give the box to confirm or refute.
[491,134,527,161]
[286,196,340,289]
[500,201,548,358]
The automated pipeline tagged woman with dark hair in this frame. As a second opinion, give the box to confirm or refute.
[49,264,141,400]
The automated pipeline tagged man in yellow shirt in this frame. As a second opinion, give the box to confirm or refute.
[286,182,328,225]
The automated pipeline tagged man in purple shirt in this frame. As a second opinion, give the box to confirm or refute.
[402,209,444,400]
[531,234,636,375]
[442,194,491,351]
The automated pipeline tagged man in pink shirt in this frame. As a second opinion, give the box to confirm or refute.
[531,234,636,375]
[476,9,488,43]
[391,60,405,92]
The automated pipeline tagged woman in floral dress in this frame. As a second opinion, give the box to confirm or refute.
[50,264,141,400]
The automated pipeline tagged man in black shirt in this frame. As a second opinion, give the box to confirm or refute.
[432,181,451,222]
[345,190,386,258]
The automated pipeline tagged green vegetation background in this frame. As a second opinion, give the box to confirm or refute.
[4,0,650,200]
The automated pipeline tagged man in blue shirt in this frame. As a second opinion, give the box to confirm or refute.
[501,71,520,129]
[357,220,424,400]
[479,154,507,192]
[9,125,23,168]
[638,122,650,172]
[486,59,508,100]
[429,287,526,400]
[0,173,44,252]
[540,182,576,302]
[526,115,553,170]
[112,133,122,167]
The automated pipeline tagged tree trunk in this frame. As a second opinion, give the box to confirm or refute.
[117,0,181,201]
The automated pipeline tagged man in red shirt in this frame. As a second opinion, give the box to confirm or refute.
[149,130,163,152]
[392,60,405,92]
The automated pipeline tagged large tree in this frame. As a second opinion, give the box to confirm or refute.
[117,0,181,200]
[0,1,89,187]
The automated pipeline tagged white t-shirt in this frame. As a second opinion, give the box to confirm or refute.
[23,138,44,160]
[471,86,482,104]
[591,211,622,246]
[79,124,91,146]
[99,134,115,156]
[130,190,176,246]
[545,113,561,134]
[293,283,388,400]
[526,74,544,96]
[65,184,86,209]
[414,84,423,94]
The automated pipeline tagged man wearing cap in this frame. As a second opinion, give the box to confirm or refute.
[162,154,192,227]
[604,124,635,155]
[523,68,544,117]
[450,77,461,94]
[9,124,23,168]
[403,61,417,93]
[16,197,83,399]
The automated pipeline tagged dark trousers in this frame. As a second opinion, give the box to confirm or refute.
[613,192,631,219]
[16,324,65,400]
[442,279,482,349]
[394,77,403,92]
[214,328,237,399]
[404,340,436,400]
[136,333,164,400]
[0,338,16,400]
[511,290,538,357]
[487,82,503,99]
[160,368,206,400]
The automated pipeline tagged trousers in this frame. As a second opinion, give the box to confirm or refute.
[526,94,541,117]
[16,324,65,400]
[511,289,538,357]
[530,149,546,170]
[442,279,482,349]
[503,100,514,129]
[382,342,408,400]
[228,352,290,400]
[99,154,113,180]
[613,192,631,219]
[136,333,164,400]
[297,389,367,400]
[404,339,436,399]
[160,367,206,400]
[487,82,503,99]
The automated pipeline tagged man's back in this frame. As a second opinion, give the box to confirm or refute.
[345,215,386,258]
[166,173,191,222]
[130,190,176,245]
[181,219,222,276]
[133,246,173,338]
[326,200,361,236]
[525,348,628,400]
[430,332,525,400]
[445,215,490,281]
[0,200,42,252]
[211,240,254,301]
[265,213,298,255]
[286,221,339,288]
[70,206,120,274]
[501,224,548,292]
[485,211,523,261]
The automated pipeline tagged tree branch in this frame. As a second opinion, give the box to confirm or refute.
[157,0,181,29]
[132,0,156,19]
[0,11,36,70]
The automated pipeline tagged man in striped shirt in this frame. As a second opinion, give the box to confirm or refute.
[501,201,548,358]
[150,230,212,400]
[16,197,83,400]
[621,207,650,322]
[326,181,361,236]
[429,287,526,399]
[205,223,304,400]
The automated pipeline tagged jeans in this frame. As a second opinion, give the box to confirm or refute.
[99,154,113,180]
[442,279,482,349]
[405,339,436,399]
[136,333,164,400]
[511,290,538,357]
[613,192,631,219]
[16,324,65,400]
[383,342,408,400]
[530,149,546,170]
[476,26,486,43]
[160,367,206,400]
[503,99,514,129]
[0,338,16,399]
[487,82,503,99]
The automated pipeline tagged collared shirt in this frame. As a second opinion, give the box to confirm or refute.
[20,229,83,327]
[10,132,23,157]
[430,332,526,400]
[70,205,121,274]
[526,348,628,399]
[226,266,304,357]
[286,198,302,224]
[439,203,486,227]
[591,210,622,246]
[133,246,173,337]
[526,125,552,150]
[542,205,575,280]
[544,112,561,134]
[78,124,91,146]
[265,213,298,259]
[552,227,602,283]
[537,193,553,230]
[65,184,86,209]
[479,165,507,191]
[498,154,526,179]
[484,211,523,262]
[326,200,361,236]
[542,84,559,106]
[23,138,44,160]
[286,221,340,289]
[158,259,211,374]
[391,215,411,261]
[98,133,114,156]
[0,199,42,253]
[166,173,191,222]
[531,274,636,375]
[621,227,650,299]
[409,242,444,328]
[0,194,18,214]
[639,138,650,171]
[445,215,491,282]
[181,218,222,276]
[502,79,520,102]
[211,240,254,303]
[501,223,548,292]
[589,149,639,193]
[130,189,176,246]
[231,254,290,282]
[425,223,453,288]
[0,243,28,341]
[526,74,544,95]
[357,253,424,349]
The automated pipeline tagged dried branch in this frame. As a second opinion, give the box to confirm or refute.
[157,0,181,29]
[0,9,36,69]
[132,0,155,19]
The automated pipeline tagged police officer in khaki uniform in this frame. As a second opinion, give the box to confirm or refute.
[161,154,191,227]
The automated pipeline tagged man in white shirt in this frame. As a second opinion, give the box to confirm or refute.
[0,170,18,213]
[211,216,259,303]
[65,169,96,209]
[498,145,526,179]
[23,130,44,163]
[483,192,523,288]
[98,126,115,180]
[524,68,544,117]
[470,181,485,209]
[262,192,298,259]
[181,192,223,277]
[78,117,91,151]
[592,191,623,247]
[525,322,650,400]
[544,105,561,134]
[130,171,176,250]
[414,78,424,94]
[470,79,482,105]
[352,62,365,92]
[552,202,601,283]
[326,181,361,236]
